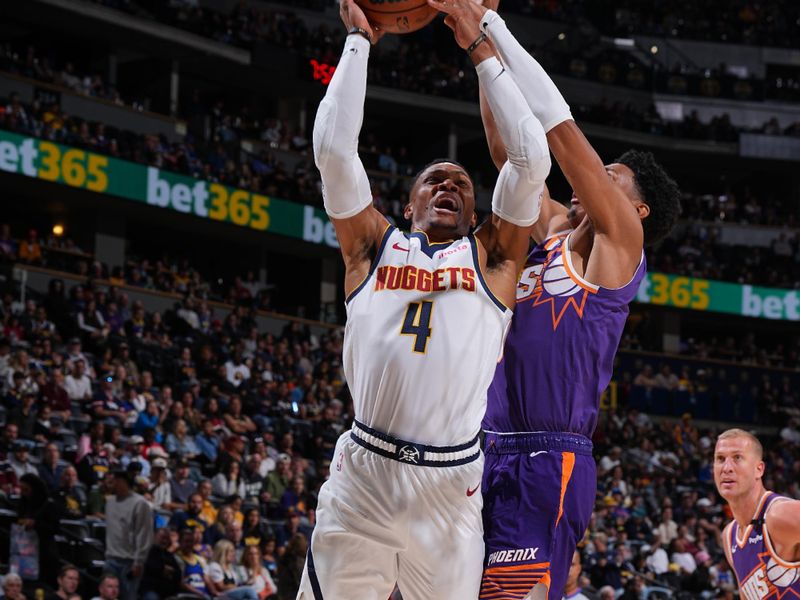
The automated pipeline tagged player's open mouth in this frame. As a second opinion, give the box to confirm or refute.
[433,193,460,215]
[570,195,580,205]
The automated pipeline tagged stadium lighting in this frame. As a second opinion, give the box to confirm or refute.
[650,45,659,54]
[558,32,566,41]
[52,224,65,237]
[613,37,635,48]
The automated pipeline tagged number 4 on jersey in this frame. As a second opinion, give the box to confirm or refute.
[400,301,433,353]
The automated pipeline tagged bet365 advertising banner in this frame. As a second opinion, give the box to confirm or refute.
[0,129,338,248]
[1,128,797,321]
[636,272,799,321]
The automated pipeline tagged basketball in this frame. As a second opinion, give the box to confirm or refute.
[355,0,439,34]
[766,557,800,588]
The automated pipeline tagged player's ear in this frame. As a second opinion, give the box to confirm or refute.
[636,201,650,220]
[403,202,413,220]
[470,211,478,228]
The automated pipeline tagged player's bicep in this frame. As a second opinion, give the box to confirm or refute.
[330,206,389,265]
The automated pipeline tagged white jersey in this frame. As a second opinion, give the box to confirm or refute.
[343,226,512,445]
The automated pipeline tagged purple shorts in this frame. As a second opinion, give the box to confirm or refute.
[480,432,595,600]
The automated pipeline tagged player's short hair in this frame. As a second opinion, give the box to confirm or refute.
[615,150,681,247]
[716,428,764,460]
[412,158,470,187]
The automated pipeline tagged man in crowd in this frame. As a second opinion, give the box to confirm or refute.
[104,469,154,600]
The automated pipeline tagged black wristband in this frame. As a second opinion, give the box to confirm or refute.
[467,32,488,55]
[348,26,372,43]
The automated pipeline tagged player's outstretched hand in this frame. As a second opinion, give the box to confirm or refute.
[339,0,385,44]
[428,0,489,51]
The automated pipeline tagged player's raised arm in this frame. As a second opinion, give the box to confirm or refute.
[429,0,550,281]
[479,10,678,284]
[312,0,387,293]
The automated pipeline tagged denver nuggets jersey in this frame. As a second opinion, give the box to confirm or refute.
[726,492,800,600]
[484,231,645,436]
[344,226,512,445]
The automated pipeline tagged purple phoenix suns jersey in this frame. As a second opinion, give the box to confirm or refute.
[727,492,800,600]
[484,231,645,436]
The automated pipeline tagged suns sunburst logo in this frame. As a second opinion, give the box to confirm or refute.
[517,238,594,330]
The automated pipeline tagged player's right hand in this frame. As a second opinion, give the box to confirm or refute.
[339,0,385,44]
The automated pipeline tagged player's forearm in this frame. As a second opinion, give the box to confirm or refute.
[480,11,572,132]
[312,34,373,219]
[476,56,550,227]
[479,86,508,171]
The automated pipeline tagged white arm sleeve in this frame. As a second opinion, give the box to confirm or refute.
[480,10,573,133]
[476,57,550,227]
[312,35,373,219]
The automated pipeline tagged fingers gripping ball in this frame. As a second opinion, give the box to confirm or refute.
[354,0,438,34]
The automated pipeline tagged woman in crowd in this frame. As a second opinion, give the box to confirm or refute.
[242,508,273,548]
[238,545,277,600]
[165,418,200,460]
[212,459,246,498]
[207,540,258,600]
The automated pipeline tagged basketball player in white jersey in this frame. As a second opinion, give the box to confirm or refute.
[296,0,552,598]
[715,429,800,599]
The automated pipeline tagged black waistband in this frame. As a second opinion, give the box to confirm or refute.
[350,419,481,467]
[483,431,593,456]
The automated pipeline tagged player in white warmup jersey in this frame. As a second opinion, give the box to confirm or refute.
[296,1,552,598]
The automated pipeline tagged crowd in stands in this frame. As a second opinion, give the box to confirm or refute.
[0,260,349,598]
[79,0,800,132]
[0,258,798,598]
[261,0,800,49]
[649,226,800,289]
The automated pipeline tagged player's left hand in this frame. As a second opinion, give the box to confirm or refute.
[339,0,385,44]
[427,0,489,51]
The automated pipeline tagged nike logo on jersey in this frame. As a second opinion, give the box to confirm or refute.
[392,242,409,252]
[467,485,479,497]
[529,451,546,458]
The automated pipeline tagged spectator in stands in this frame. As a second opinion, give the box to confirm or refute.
[196,479,217,525]
[213,459,246,499]
[41,369,71,421]
[140,528,182,600]
[242,453,267,505]
[91,574,119,600]
[225,353,251,389]
[65,359,92,402]
[166,418,200,459]
[207,539,258,600]
[175,527,213,597]
[0,423,18,459]
[8,441,37,479]
[279,476,310,518]
[0,224,16,261]
[48,564,80,600]
[204,504,233,547]
[196,418,220,464]
[77,299,109,347]
[77,435,111,487]
[264,454,291,506]
[242,508,272,548]
[55,465,87,519]
[224,395,257,434]
[169,492,210,538]
[147,456,171,509]
[238,544,276,600]
[0,573,25,600]
[276,533,307,600]
[18,229,42,264]
[38,442,64,492]
[17,473,59,586]
[104,469,153,600]
[168,458,196,511]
